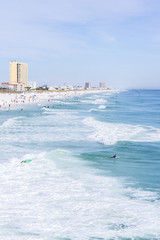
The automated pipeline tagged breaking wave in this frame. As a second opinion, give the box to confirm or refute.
[83,117,160,145]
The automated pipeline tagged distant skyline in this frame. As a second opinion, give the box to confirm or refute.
[1,0,160,89]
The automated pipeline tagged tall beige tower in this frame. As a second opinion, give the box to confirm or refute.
[10,61,28,87]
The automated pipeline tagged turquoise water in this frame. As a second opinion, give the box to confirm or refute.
[0,90,160,240]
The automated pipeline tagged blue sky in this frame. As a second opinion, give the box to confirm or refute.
[0,0,160,89]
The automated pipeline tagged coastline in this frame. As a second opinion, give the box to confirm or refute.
[0,89,115,110]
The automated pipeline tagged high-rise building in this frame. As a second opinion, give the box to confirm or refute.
[10,61,28,87]
[85,82,92,88]
[99,82,106,88]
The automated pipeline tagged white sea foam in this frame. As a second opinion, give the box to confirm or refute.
[98,105,106,109]
[88,108,99,112]
[83,117,160,145]
[0,149,160,239]
[0,117,24,129]
[92,98,107,104]
[80,98,107,105]
[88,108,107,112]
[0,110,87,144]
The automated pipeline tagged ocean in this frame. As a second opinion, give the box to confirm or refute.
[0,90,160,240]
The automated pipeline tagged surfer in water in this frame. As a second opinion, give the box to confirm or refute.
[21,159,32,163]
[112,154,117,158]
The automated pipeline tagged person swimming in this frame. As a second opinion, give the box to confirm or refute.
[112,154,117,158]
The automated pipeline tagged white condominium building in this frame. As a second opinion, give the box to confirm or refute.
[10,61,28,87]
[28,81,37,90]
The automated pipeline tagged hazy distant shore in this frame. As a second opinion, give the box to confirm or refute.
[0,89,114,110]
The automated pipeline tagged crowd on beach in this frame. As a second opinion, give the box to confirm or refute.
[0,89,109,110]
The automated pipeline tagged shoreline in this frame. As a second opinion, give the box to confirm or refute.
[0,89,116,110]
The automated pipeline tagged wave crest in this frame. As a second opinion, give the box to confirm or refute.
[83,117,160,145]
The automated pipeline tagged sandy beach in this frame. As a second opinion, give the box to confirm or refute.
[0,89,111,110]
